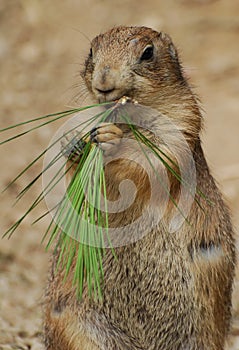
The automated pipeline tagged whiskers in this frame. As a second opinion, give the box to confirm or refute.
[67,64,92,107]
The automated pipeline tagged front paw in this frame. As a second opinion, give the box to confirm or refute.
[90,123,123,156]
[61,130,87,161]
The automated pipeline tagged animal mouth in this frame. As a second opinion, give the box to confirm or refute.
[96,90,133,105]
[93,85,130,104]
[96,91,123,104]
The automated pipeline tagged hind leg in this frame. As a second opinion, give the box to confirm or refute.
[44,304,100,350]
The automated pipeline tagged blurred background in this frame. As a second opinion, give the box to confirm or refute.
[0,0,238,349]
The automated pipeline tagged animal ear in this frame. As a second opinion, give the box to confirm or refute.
[159,32,179,61]
[159,31,172,43]
[159,31,186,82]
[168,43,179,61]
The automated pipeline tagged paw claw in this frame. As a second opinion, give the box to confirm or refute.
[90,129,98,143]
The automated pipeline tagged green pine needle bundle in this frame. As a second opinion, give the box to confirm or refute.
[1,99,207,300]
[46,143,111,300]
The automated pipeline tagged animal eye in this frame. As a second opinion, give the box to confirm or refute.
[140,45,154,61]
[89,48,93,58]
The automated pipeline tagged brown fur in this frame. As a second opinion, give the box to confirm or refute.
[43,26,236,349]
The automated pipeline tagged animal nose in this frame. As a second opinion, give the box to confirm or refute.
[92,66,117,97]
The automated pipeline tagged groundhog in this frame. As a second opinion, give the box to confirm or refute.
[43,26,236,350]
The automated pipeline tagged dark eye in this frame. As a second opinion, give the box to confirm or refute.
[140,45,154,61]
[89,48,93,58]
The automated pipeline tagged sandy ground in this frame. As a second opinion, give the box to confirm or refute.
[0,0,238,349]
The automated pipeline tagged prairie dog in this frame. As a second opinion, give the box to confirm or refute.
[43,26,236,350]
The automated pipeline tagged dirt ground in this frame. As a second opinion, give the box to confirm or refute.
[0,0,238,349]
